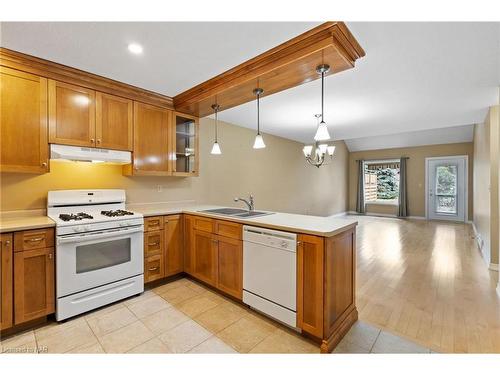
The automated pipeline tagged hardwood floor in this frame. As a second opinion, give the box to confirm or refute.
[354,215,500,353]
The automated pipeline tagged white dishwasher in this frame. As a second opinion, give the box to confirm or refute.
[243,225,297,327]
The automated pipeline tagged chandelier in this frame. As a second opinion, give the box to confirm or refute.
[303,114,335,167]
[302,64,335,168]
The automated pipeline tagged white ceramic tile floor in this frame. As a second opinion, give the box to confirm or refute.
[0,277,433,354]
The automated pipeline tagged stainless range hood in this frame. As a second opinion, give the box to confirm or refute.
[50,144,132,164]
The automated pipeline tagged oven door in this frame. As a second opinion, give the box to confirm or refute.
[56,225,144,298]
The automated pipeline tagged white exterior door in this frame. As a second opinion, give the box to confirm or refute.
[426,156,467,222]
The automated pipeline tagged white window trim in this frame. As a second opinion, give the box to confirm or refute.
[364,159,401,205]
[366,199,399,206]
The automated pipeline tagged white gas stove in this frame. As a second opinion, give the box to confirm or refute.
[47,189,144,321]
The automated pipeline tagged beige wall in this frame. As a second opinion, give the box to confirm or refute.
[473,105,500,266]
[474,105,500,266]
[0,118,349,217]
[473,119,492,264]
[348,143,474,219]
[490,106,500,265]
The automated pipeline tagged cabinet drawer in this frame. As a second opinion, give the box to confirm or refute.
[215,220,242,240]
[144,231,163,257]
[163,214,181,226]
[144,254,164,283]
[144,216,164,232]
[193,216,214,233]
[14,228,54,252]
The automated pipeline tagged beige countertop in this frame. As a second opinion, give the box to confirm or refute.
[128,203,357,237]
[0,215,55,233]
[0,204,357,237]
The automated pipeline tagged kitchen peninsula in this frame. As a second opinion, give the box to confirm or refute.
[1,202,357,353]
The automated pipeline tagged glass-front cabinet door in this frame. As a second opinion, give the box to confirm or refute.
[172,112,199,176]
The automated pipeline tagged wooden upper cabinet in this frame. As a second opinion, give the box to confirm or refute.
[95,92,133,151]
[192,229,218,286]
[48,80,96,147]
[171,112,199,176]
[0,67,49,173]
[1,233,13,330]
[164,215,184,277]
[127,102,171,175]
[297,234,324,339]
[14,246,55,324]
[217,236,242,300]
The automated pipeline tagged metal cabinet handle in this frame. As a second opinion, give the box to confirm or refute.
[148,242,160,246]
[97,139,101,144]
[48,253,53,259]
[42,162,48,167]
[2,240,11,245]
[27,237,44,242]
[90,138,95,143]
[148,267,159,272]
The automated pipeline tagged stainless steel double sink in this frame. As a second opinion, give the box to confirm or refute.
[199,208,273,218]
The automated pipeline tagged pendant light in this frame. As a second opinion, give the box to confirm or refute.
[314,64,331,141]
[253,88,266,149]
[210,104,222,155]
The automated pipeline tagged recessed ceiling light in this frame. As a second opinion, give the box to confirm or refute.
[127,43,143,55]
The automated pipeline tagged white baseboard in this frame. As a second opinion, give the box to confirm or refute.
[347,211,426,220]
[471,222,492,268]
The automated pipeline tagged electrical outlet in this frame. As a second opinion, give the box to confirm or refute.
[157,185,162,193]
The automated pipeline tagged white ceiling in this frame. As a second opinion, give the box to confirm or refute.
[1,22,499,149]
[0,22,318,95]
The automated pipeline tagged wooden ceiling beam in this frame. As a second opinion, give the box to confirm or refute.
[173,22,365,117]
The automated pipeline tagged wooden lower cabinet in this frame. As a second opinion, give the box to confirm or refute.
[143,214,185,284]
[1,234,13,330]
[216,236,242,299]
[192,229,218,287]
[164,215,184,276]
[297,228,357,353]
[14,246,55,324]
[297,234,324,338]
[183,215,194,274]
[185,216,243,300]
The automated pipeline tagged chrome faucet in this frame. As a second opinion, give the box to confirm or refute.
[234,195,254,211]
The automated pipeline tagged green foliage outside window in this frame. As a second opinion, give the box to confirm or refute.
[377,168,399,200]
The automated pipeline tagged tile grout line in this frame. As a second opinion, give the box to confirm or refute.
[368,330,382,353]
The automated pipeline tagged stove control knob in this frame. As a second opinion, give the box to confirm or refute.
[84,226,91,231]
[73,226,84,233]
[280,241,288,248]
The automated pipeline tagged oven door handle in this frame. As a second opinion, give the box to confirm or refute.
[57,225,144,244]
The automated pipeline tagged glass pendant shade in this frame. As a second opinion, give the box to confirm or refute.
[314,121,331,141]
[253,134,266,149]
[318,144,328,154]
[211,141,221,155]
[302,145,313,157]
[327,145,336,156]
